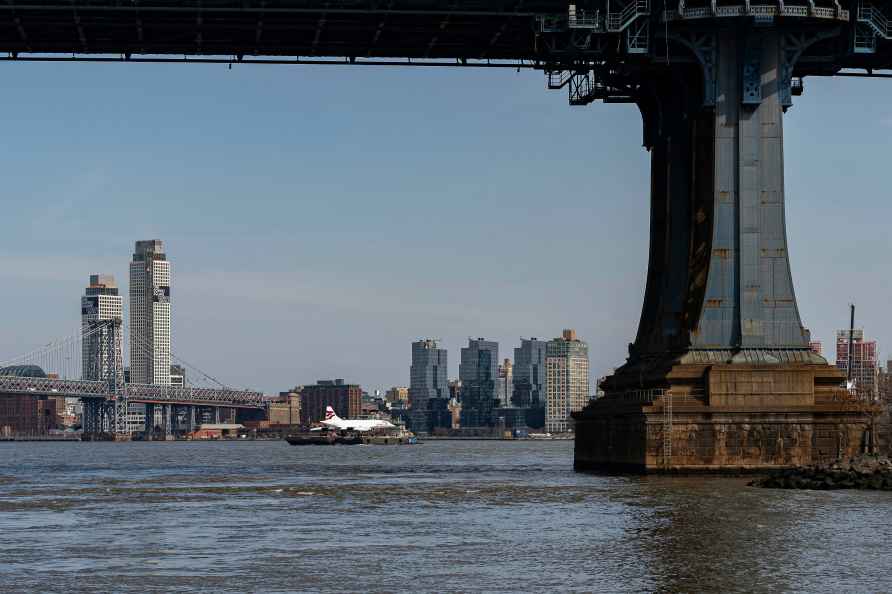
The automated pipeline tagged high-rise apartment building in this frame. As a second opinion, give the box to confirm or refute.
[497,359,513,407]
[545,329,590,433]
[408,339,448,432]
[836,329,879,398]
[512,338,547,409]
[129,240,171,385]
[80,274,123,382]
[459,338,499,427]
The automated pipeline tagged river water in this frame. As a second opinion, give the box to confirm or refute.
[1,440,890,593]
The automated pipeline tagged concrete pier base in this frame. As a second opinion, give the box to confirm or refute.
[574,360,877,473]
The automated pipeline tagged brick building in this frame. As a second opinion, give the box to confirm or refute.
[268,393,301,426]
[0,394,58,437]
[300,379,362,425]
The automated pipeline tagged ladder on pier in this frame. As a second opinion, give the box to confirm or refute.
[662,390,673,469]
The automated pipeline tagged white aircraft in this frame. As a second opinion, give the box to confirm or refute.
[319,406,395,432]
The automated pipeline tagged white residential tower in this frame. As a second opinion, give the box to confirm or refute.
[129,240,171,385]
[545,329,590,433]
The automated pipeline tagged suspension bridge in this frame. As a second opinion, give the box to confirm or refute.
[0,321,264,439]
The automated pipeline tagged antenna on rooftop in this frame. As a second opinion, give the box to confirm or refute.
[848,303,856,383]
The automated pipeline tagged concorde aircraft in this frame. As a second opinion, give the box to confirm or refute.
[318,406,395,432]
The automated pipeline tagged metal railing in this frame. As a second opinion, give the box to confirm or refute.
[665,3,848,20]
[547,69,572,89]
[859,1,890,37]
[569,8,601,29]
[536,14,567,32]
[615,388,666,403]
[611,387,706,405]
[537,8,601,32]
[608,0,649,32]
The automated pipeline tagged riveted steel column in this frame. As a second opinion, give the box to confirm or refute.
[692,31,807,349]
[632,73,713,358]
[629,30,809,364]
[694,33,742,348]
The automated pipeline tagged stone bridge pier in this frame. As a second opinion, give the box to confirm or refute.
[573,27,876,472]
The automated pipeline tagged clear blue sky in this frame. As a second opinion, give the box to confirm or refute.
[0,62,890,393]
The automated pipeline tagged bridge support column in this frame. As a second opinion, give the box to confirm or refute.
[163,404,172,439]
[573,29,875,473]
[81,398,104,438]
[187,405,196,433]
[171,405,180,435]
[213,407,221,424]
[144,403,155,440]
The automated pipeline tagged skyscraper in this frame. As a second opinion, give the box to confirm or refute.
[545,329,589,433]
[459,338,499,427]
[512,338,547,409]
[80,274,123,382]
[408,339,448,432]
[129,240,171,385]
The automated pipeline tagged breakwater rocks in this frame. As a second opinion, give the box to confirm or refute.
[749,454,892,490]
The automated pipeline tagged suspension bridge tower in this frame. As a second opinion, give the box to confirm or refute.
[551,0,889,472]
[81,318,127,439]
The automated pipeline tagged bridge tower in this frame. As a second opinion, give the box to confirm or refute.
[81,318,127,439]
[545,4,884,471]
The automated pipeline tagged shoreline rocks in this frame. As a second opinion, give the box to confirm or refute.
[749,454,892,490]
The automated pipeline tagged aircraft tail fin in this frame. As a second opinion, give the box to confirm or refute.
[324,406,340,421]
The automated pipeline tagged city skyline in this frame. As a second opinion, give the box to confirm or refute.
[3,232,890,396]
[0,65,890,394]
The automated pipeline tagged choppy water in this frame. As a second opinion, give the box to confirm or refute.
[1,440,890,593]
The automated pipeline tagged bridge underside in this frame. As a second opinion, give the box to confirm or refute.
[0,1,889,70]
[0,0,547,59]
